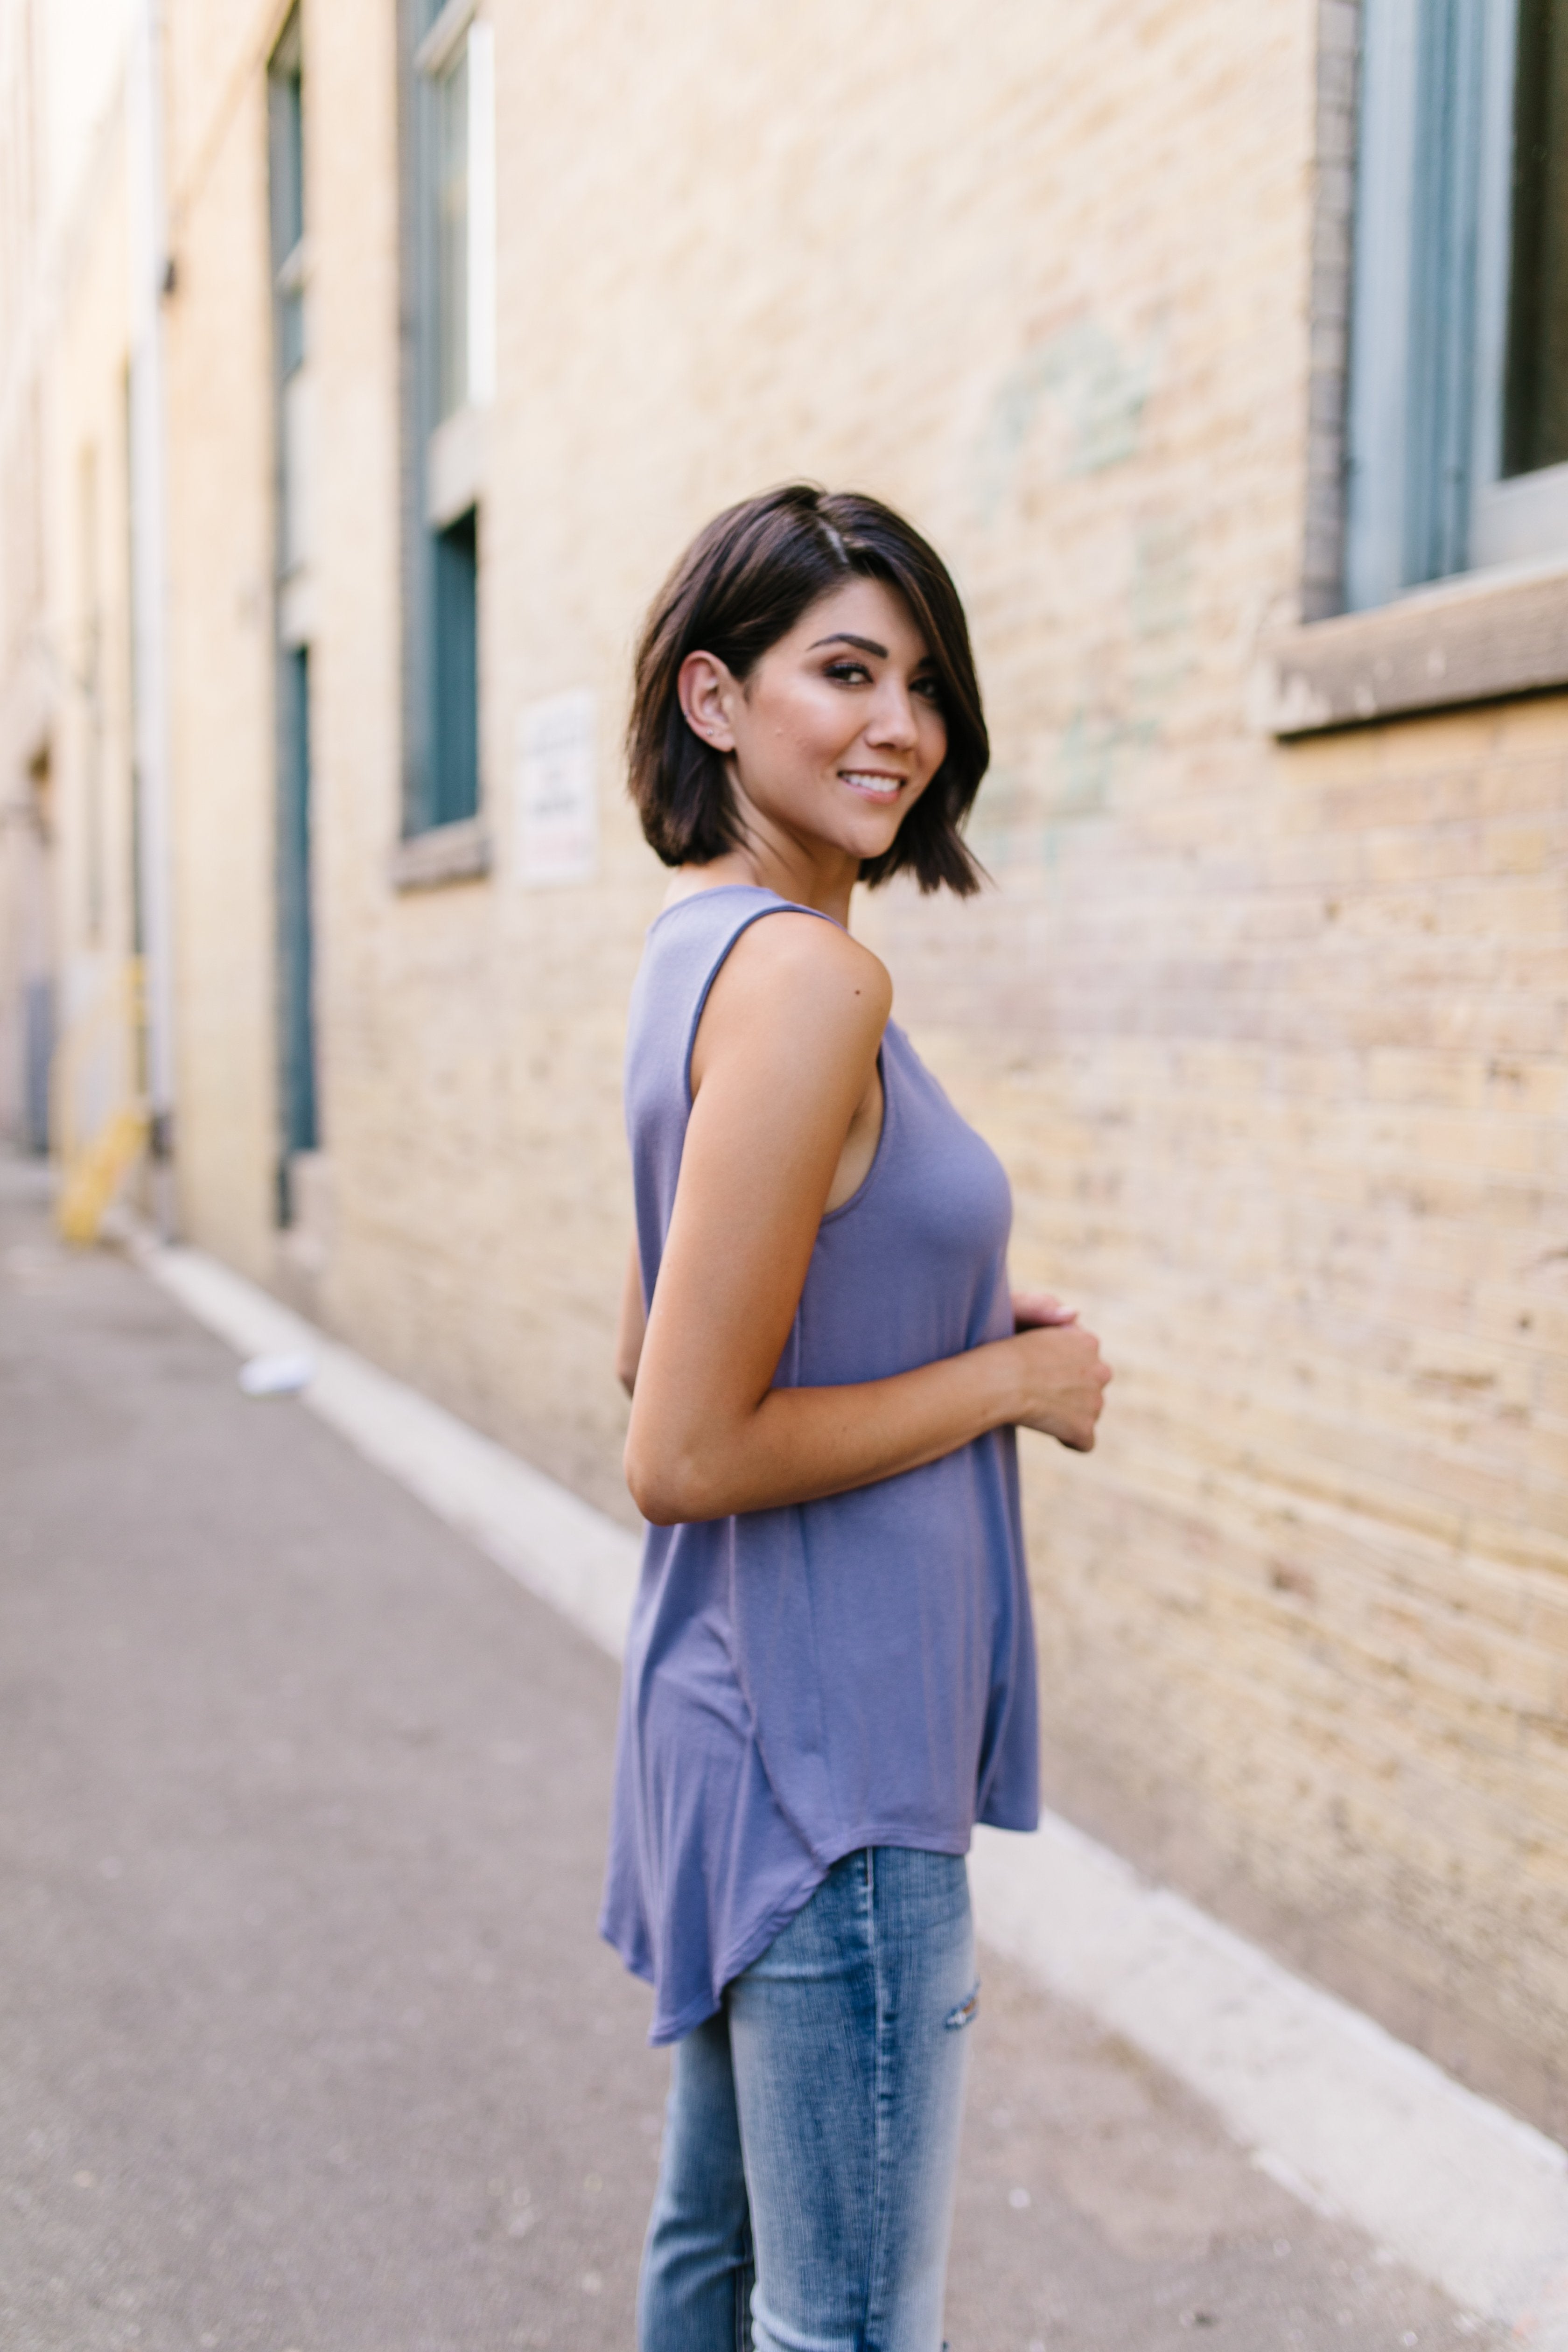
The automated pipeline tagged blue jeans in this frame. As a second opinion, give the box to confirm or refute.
[638,1848,977,2352]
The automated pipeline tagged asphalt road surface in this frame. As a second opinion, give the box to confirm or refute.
[0,1157,1495,2352]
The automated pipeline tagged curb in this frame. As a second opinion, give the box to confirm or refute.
[138,1236,1568,2345]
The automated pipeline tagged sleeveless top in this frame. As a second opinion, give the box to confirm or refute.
[600,884,1039,2044]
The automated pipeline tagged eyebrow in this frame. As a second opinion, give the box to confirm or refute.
[809,632,887,657]
[808,631,935,666]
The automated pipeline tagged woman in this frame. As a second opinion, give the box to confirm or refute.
[604,485,1111,2352]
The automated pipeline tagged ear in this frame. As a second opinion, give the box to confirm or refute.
[677,651,738,754]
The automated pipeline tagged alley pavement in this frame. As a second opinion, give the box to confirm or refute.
[0,1157,1497,2352]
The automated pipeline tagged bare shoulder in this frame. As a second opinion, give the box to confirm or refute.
[715,910,890,1027]
[694,912,891,1084]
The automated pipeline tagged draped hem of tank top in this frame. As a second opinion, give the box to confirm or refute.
[606,1855,827,2046]
[603,883,1041,2048]
[604,1816,992,2045]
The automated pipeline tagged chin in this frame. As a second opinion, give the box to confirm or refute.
[835,809,907,857]
[810,790,911,866]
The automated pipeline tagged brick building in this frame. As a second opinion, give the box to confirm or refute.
[3,0,1565,2133]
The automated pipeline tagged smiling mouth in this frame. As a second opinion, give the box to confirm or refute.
[839,770,906,803]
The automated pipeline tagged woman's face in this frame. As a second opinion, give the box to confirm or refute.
[678,576,948,872]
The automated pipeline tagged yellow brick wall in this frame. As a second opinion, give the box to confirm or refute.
[23,98,142,1165]
[865,687,1568,2128]
[164,27,280,1280]
[98,0,1568,2133]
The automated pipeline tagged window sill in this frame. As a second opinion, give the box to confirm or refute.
[389,816,490,891]
[1252,558,1568,737]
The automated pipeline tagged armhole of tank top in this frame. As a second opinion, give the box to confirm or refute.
[679,900,833,1111]
[815,1034,892,1225]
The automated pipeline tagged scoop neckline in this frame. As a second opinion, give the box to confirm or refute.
[651,883,847,935]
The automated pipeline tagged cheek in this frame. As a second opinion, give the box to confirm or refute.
[769,689,861,765]
[920,710,948,781]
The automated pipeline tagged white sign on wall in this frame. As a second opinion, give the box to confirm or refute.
[513,689,597,888]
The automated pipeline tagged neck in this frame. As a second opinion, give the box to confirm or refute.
[672,816,860,931]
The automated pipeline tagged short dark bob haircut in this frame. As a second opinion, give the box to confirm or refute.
[627,484,989,896]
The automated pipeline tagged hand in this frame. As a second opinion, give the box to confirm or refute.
[1008,1317,1112,1452]
[1012,1289,1078,1332]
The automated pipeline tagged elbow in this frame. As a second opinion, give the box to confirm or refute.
[623,1430,724,1527]
[623,1425,671,1523]
[624,1444,670,1524]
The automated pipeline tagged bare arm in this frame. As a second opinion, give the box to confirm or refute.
[616,1239,646,1398]
[623,914,1110,1526]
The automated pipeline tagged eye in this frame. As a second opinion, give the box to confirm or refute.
[912,673,944,705]
[824,659,873,685]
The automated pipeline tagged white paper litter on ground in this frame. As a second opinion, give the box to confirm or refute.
[238,1351,316,1398]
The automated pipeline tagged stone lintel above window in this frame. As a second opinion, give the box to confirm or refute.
[1253,560,1568,737]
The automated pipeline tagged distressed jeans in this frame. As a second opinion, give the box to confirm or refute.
[637,1848,977,2352]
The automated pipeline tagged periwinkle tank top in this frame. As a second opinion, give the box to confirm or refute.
[600,885,1039,2044]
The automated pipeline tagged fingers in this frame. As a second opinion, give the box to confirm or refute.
[1012,1288,1078,1329]
[1011,1318,1112,1451]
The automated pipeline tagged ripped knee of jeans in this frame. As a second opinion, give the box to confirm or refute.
[944,1982,980,2030]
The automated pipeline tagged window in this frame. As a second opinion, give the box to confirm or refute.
[420,1,494,421]
[1501,4,1568,479]
[431,506,479,826]
[398,0,494,848]
[434,40,469,422]
[269,17,310,584]
[275,645,318,1175]
[1344,0,1568,609]
[268,15,319,1197]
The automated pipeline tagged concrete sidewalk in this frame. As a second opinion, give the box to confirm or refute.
[0,1158,1498,2351]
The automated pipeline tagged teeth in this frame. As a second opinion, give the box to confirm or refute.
[841,773,902,794]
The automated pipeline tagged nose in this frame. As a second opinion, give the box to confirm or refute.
[864,679,919,751]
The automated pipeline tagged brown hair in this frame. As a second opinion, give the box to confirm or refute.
[627,484,989,895]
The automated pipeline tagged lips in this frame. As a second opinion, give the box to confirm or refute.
[839,771,905,803]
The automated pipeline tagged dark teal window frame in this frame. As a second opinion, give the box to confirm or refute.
[1344,0,1568,609]
[275,645,318,1168]
[398,0,482,840]
[431,505,479,828]
[268,11,319,1212]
